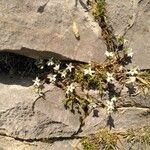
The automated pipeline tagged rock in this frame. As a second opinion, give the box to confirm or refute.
[0,74,149,141]
[106,0,150,69]
[0,0,106,62]
[0,74,81,140]
[0,0,150,149]
[81,107,150,135]
[105,0,138,36]
[49,139,82,150]
[0,135,82,150]
[0,135,46,150]
[125,0,150,69]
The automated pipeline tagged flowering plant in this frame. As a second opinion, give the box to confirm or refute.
[33,42,150,118]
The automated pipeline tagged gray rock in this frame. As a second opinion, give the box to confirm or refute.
[81,107,150,135]
[0,74,81,140]
[0,0,150,149]
[0,135,43,150]
[0,135,83,150]
[0,74,149,141]
[0,0,106,62]
[125,0,150,69]
[49,139,82,150]
[106,0,150,69]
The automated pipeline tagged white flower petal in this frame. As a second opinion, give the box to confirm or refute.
[47,74,57,83]
[105,51,114,57]
[106,100,114,113]
[47,58,54,66]
[106,72,115,83]
[66,83,75,94]
[111,97,117,102]
[66,63,74,72]
[128,67,139,76]
[84,67,95,76]
[54,64,60,71]
[61,71,67,78]
[33,77,41,87]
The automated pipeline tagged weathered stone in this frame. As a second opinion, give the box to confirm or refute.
[0,74,149,142]
[0,0,106,62]
[0,135,82,150]
[0,135,46,150]
[85,88,150,109]
[106,0,150,69]
[106,0,138,37]
[49,139,82,150]
[0,74,81,140]
[81,107,150,136]
[0,0,150,149]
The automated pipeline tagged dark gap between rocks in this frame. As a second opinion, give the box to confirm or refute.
[0,52,38,76]
[0,52,39,86]
[0,51,86,86]
[0,132,82,143]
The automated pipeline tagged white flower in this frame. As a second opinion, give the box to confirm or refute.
[47,74,57,83]
[47,58,54,66]
[128,67,139,76]
[61,70,67,78]
[105,51,114,58]
[126,48,133,57]
[111,97,117,102]
[106,100,114,113]
[33,77,41,87]
[106,72,115,83]
[123,39,128,44]
[119,66,123,71]
[126,76,136,84]
[66,83,75,95]
[66,63,74,72]
[84,67,95,76]
[54,64,60,71]
[40,65,44,69]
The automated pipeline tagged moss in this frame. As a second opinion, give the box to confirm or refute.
[81,127,150,150]
[124,126,150,145]
[81,128,119,150]
[81,138,99,150]
[91,0,106,20]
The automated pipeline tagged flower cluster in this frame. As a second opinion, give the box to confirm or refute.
[106,97,117,114]
[106,72,115,83]
[32,37,149,115]
[84,67,95,76]
[105,51,114,58]
[33,77,44,96]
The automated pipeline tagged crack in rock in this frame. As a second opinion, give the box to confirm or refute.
[0,103,78,140]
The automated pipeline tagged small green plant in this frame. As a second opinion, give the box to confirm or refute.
[91,0,106,20]
[33,45,150,116]
[81,138,99,150]
[31,2,150,149]
[74,127,150,150]
[81,128,119,150]
[124,126,150,146]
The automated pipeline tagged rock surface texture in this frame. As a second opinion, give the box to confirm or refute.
[106,0,150,69]
[0,74,149,149]
[0,0,150,150]
[0,0,106,62]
